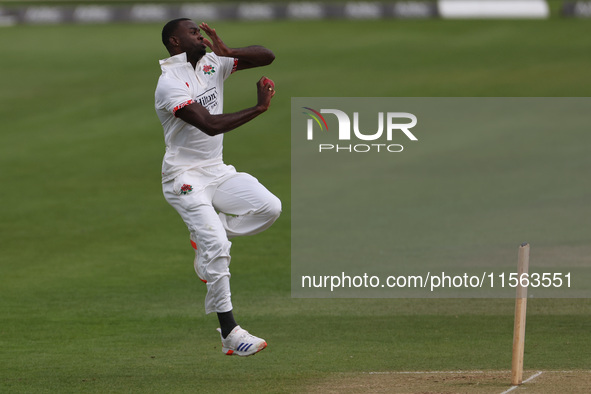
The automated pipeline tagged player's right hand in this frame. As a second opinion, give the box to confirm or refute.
[256,76,275,111]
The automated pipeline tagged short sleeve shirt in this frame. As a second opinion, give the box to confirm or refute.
[155,52,238,182]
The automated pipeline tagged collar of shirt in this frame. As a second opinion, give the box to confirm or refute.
[159,52,191,70]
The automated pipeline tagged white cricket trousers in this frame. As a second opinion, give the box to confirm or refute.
[162,163,281,314]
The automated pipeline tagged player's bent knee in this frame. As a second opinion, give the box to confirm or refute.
[264,195,282,222]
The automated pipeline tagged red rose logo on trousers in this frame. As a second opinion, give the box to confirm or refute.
[180,184,193,195]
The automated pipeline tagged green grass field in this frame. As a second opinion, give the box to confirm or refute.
[1,18,591,393]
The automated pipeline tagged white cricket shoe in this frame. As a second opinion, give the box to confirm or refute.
[216,326,267,356]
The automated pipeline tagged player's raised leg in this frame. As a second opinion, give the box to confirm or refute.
[213,173,281,239]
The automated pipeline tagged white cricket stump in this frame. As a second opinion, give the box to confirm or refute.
[511,242,530,386]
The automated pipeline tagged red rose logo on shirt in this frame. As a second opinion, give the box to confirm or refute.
[203,65,215,75]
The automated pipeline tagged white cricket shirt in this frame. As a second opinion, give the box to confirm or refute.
[155,52,237,183]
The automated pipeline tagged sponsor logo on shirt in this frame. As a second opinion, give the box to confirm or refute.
[196,87,218,112]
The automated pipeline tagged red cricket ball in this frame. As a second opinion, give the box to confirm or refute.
[262,77,275,89]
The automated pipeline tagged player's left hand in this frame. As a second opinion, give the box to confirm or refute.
[199,22,233,57]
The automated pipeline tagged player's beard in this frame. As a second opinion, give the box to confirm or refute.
[197,45,207,58]
[186,45,207,63]
[190,45,207,63]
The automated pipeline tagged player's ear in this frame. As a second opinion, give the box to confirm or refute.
[169,35,180,48]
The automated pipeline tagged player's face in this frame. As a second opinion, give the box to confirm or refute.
[174,20,207,60]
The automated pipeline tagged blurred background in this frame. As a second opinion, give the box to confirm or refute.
[1,0,590,25]
[1,1,590,393]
